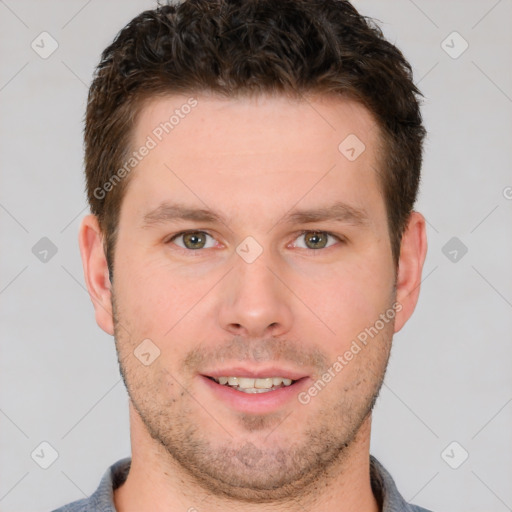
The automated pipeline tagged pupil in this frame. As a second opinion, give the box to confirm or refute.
[307,232,326,249]
[184,232,205,249]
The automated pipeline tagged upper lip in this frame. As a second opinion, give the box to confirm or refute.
[202,366,309,381]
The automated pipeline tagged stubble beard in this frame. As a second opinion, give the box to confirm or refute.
[112,294,394,503]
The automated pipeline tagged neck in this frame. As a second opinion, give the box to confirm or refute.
[114,404,380,512]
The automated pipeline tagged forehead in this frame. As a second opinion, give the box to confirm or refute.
[134,92,379,164]
[122,93,385,225]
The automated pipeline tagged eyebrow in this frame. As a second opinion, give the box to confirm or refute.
[141,200,369,229]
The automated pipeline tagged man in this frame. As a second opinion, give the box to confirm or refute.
[54,0,431,510]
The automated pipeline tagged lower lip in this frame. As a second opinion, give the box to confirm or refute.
[200,375,310,414]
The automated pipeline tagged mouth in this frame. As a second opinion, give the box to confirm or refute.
[200,370,310,414]
[206,375,299,394]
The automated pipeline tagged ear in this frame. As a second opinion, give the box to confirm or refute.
[394,211,428,333]
[78,214,114,335]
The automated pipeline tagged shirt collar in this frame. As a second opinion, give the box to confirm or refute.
[81,454,426,512]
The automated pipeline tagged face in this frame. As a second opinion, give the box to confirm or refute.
[104,93,402,500]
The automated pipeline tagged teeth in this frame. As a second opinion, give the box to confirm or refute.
[255,378,273,389]
[238,377,255,388]
[212,376,296,392]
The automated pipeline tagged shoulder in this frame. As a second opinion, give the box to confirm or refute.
[51,497,93,512]
[370,454,436,512]
[51,458,131,512]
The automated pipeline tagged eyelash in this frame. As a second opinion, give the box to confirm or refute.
[166,230,344,254]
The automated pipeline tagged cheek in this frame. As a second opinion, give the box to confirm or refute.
[113,248,190,339]
[294,255,395,345]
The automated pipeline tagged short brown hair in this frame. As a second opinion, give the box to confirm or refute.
[84,0,425,278]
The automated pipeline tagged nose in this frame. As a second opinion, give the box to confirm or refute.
[217,251,294,339]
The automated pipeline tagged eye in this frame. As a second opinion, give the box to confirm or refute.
[168,231,217,250]
[166,230,342,253]
[292,231,341,250]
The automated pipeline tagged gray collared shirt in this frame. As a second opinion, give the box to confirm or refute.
[52,455,433,511]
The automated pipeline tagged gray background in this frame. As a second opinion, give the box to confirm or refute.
[1,1,511,511]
